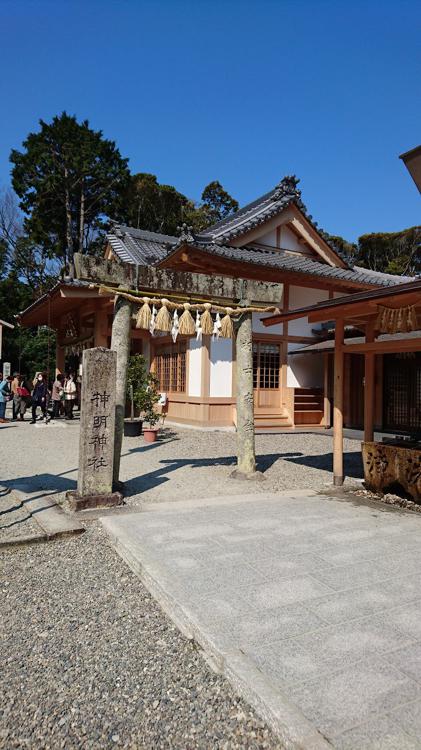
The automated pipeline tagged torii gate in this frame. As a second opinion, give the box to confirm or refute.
[74,253,282,489]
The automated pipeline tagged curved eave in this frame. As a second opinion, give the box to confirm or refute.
[263,278,421,327]
[18,282,110,328]
[158,244,384,293]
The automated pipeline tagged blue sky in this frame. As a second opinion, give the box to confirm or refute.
[0,0,420,241]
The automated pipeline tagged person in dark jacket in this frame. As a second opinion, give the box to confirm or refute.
[31,373,49,423]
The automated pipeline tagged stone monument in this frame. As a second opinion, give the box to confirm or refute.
[66,347,123,511]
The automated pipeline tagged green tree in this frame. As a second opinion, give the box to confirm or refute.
[123,173,191,235]
[10,112,130,269]
[326,233,357,259]
[122,175,239,235]
[201,180,239,224]
[356,227,420,276]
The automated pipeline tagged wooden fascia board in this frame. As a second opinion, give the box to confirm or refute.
[343,338,421,354]
[287,205,347,268]
[228,203,347,269]
[163,247,374,296]
[265,286,421,327]
[59,288,105,299]
[308,296,421,324]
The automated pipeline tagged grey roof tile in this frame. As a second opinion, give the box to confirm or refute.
[188,242,406,288]
[197,175,352,268]
[107,225,176,266]
[106,223,408,289]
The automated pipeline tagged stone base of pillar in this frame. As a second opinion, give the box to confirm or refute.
[65,490,123,512]
[229,469,266,481]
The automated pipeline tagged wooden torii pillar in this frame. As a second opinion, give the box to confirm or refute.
[74,254,282,485]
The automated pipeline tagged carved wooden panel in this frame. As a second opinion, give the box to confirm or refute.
[362,441,421,501]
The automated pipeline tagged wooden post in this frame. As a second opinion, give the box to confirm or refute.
[94,304,108,348]
[333,319,344,486]
[364,318,376,442]
[56,342,65,375]
[323,352,331,428]
[110,294,132,486]
[234,301,256,475]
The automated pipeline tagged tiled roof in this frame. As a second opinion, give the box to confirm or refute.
[176,241,408,288]
[106,224,410,289]
[107,225,177,266]
[196,175,352,268]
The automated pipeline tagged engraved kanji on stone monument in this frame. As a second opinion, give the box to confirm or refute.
[67,347,122,510]
[78,348,116,497]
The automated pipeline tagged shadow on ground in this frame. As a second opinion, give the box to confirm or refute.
[284,451,364,479]
[122,451,299,496]
[122,449,363,497]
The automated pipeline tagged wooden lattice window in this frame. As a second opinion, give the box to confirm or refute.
[383,352,421,433]
[253,342,280,389]
[153,341,186,393]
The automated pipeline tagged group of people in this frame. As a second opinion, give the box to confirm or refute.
[0,371,77,424]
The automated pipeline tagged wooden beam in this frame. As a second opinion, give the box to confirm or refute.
[74,253,282,305]
[333,320,344,486]
[344,338,421,355]
[159,246,375,293]
[364,319,375,442]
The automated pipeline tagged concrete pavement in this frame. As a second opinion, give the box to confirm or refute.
[102,491,421,749]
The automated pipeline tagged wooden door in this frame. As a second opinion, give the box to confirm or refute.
[346,354,364,428]
[383,353,421,433]
[253,341,281,413]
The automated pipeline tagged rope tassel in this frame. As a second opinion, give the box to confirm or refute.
[178,303,196,335]
[220,308,234,338]
[200,302,214,336]
[136,297,151,329]
[155,299,172,332]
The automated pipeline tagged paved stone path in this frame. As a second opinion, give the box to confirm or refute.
[102,491,421,749]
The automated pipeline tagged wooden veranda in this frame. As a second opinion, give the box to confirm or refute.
[264,279,421,489]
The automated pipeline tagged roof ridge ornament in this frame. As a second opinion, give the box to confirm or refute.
[272,175,302,202]
[177,223,195,243]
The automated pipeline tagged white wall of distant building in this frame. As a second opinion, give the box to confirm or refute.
[209,338,232,397]
[288,285,329,337]
[188,339,202,396]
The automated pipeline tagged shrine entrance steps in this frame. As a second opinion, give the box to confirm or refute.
[254,410,293,430]
[294,387,324,426]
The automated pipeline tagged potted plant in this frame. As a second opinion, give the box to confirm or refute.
[124,354,161,440]
[142,399,161,442]
[124,355,148,437]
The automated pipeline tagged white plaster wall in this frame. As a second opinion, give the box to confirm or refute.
[188,339,202,397]
[287,343,324,388]
[288,285,329,337]
[280,226,302,252]
[252,312,284,335]
[210,338,232,397]
[258,228,277,247]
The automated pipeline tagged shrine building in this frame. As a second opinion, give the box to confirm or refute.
[18,176,418,433]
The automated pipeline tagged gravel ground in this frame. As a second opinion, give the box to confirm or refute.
[0,488,41,542]
[0,418,362,749]
[0,417,363,507]
[1,522,282,750]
